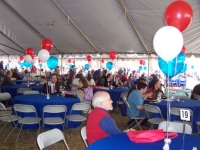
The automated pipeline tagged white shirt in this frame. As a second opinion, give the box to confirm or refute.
[51,83,56,93]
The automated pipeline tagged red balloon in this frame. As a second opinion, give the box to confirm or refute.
[109,51,116,60]
[101,59,105,63]
[19,56,24,61]
[26,48,34,55]
[182,46,186,54]
[165,1,193,32]
[68,59,71,63]
[87,55,92,62]
[38,59,41,63]
[142,61,145,65]
[139,60,143,65]
[41,38,53,51]
[30,54,35,59]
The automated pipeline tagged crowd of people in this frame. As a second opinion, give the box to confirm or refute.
[1,63,200,146]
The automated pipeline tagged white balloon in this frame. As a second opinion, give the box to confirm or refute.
[153,26,183,61]
[32,58,37,64]
[38,49,50,63]
[24,55,32,62]
[17,60,21,64]
[89,60,93,68]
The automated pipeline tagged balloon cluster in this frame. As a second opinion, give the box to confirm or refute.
[38,38,53,63]
[153,0,193,77]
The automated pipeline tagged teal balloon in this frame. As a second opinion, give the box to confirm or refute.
[20,62,24,68]
[144,66,147,70]
[106,62,113,70]
[85,64,90,70]
[39,64,42,68]
[181,63,187,73]
[23,61,32,68]
[191,65,194,69]
[47,56,58,70]
[69,64,72,69]
[158,52,185,78]
[139,66,142,71]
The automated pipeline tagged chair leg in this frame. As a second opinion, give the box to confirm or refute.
[16,124,23,143]
[4,122,19,142]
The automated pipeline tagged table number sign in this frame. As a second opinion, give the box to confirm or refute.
[180,109,190,121]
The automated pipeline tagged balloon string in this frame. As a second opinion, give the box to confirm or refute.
[167,61,169,139]
[174,56,178,85]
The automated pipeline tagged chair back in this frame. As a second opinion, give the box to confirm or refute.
[23,90,40,95]
[144,104,163,119]
[192,93,200,100]
[17,88,32,94]
[81,126,88,147]
[0,102,6,111]
[13,104,38,117]
[119,92,128,100]
[158,121,192,134]
[11,78,16,81]
[170,107,193,117]
[71,103,91,111]
[43,105,67,113]
[0,92,11,101]
[37,128,70,150]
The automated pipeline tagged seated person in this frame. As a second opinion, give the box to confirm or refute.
[86,91,134,145]
[67,79,93,103]
[147,79,164,100]
[190,83,200,100]
[127,83,152,126]
[42,74,61,95]
[2,71,15,86]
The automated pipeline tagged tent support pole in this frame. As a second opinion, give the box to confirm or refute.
[52,0,101,54]
[118,0,150,54]
[1,0,62,54]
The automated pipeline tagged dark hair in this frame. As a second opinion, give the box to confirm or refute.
[152,78,159,89]
[51,73,57,78]
[79,79,88,88]
[6,71,12,76]
[137,82,147,90]
[87,74,92,81]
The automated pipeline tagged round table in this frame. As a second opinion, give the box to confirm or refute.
[1,84,43,98]
[93,88,129,107]
[14,94,81,129]
[14,80,41,85]
[87,132,200,150]
[145,98,200,133]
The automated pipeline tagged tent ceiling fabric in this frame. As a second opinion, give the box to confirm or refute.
[0,0,200,56]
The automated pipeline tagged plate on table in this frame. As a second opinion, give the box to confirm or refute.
[161,96,167,99]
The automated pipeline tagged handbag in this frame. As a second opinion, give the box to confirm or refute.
[127,129,178,143]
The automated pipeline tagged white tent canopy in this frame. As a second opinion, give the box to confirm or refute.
[0,0,199,56]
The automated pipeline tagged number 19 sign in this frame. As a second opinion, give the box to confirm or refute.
[180,109,190,121]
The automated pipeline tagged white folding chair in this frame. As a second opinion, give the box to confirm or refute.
[42,105,67,130]
[158,121,192,134]
[70,84,78,90]
[196,122,200,134]
[116,92,127,112]
[23,90,40,95]
[81,126,88,147]
[144,104,166,129]
[0,103,22,142]
[66,103,91,129]
[122,96,143,130]
[170,107,193,128]
[11,78,16,81]
[192,93,200,100]
[0,93,13,111]
[17,88,32,95]
[13,104,41,143]
[37,128,70,150]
